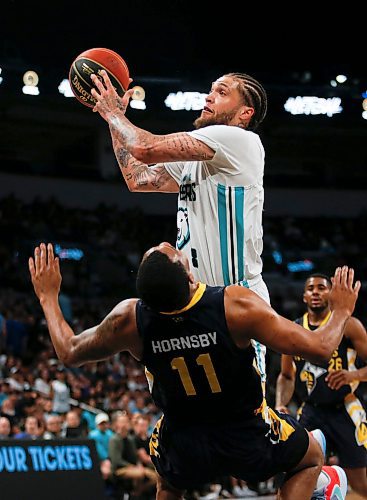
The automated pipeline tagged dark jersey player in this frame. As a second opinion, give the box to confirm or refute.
[29,244,359,499]
[276,273,367,497]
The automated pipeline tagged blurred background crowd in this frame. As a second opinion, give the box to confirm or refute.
[0,194,367,498]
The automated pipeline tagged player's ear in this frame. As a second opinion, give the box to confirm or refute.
[239,106,254,126]
[188,272,195,284]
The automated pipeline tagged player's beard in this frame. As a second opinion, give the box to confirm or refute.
[194,108,238,129]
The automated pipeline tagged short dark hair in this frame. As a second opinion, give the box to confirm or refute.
[305,273,332,288]
[136,251,190,312]
[224,72,267,130]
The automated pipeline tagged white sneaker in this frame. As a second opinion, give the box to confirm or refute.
[311,428,327,458]
[311,465,348,499]
[232,485,257,498]
[199,484,221,500]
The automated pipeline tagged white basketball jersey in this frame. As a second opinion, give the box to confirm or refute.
[163,124,265,288]
[164,125,268,387]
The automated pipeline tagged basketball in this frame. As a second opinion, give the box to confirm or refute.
[69,48,130,108]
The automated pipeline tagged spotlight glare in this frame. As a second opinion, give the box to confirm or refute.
[130,100,146,110]
[22,85,40,96]
[58,78,74,97]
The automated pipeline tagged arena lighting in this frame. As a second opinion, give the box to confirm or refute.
[362,111,367,120]
[272,250,283,265]
[284,96,342,117]
[165,91,208,111]
[336,74,347,83]
[0,67,3,85]
[330,80,337,88]
[130,100,146,110]
[58,78,74,97]
[54,244,84,261]
[22,70,40,96]
[131,85,145,101]
[130,85,146,109]
[287,259,314,273]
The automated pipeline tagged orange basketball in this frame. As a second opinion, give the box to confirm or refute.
[69,48,130,108]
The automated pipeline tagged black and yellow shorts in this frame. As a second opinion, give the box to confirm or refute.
[149,411,309,490]
[298,400,367,468]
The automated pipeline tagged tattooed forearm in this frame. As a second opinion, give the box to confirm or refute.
[107,113,213,164]
[150,166,174,188]
[114,146,178,192]
[117,148,132,169]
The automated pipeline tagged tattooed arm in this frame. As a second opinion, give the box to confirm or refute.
[92,71,215,184]
[110,125,179,192]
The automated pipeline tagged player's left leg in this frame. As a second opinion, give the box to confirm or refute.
[280,430,323,499]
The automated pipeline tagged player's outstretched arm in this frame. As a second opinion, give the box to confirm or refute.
[225,266,360,364]
[91,71,214,165]
[29,243,140,366]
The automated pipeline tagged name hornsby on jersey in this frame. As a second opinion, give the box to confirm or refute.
[151,332,217,353]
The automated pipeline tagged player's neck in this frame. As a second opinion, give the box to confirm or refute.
[307,308,331,326]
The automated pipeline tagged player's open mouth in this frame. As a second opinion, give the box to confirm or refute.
[203,106,213,114]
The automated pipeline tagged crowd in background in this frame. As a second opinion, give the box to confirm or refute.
[1,194,367,498]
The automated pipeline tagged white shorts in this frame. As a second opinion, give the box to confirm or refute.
[250,277,270,305]
[239,276,270,305]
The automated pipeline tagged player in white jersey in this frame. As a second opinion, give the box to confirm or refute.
[91,71,269,388]
[91,71,268,295]
[164,124,265,290]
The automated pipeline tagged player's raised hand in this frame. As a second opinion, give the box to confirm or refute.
[329,266,360,316]
[91,70,134,121]
[29,243,62,303]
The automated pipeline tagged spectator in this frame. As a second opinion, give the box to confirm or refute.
[0,382,12,406]
[133,415,154,470]
[0,416,11,439]
[62,410,86,438]
[89,412,114,484]
[14,416,41,439]
[109,413,156,498]
[34,368,51,397]
[89,412,114,462]
[0,392,19,427]
[63,410,86,438]
[43,414,63,439]
[50,367,70,415]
